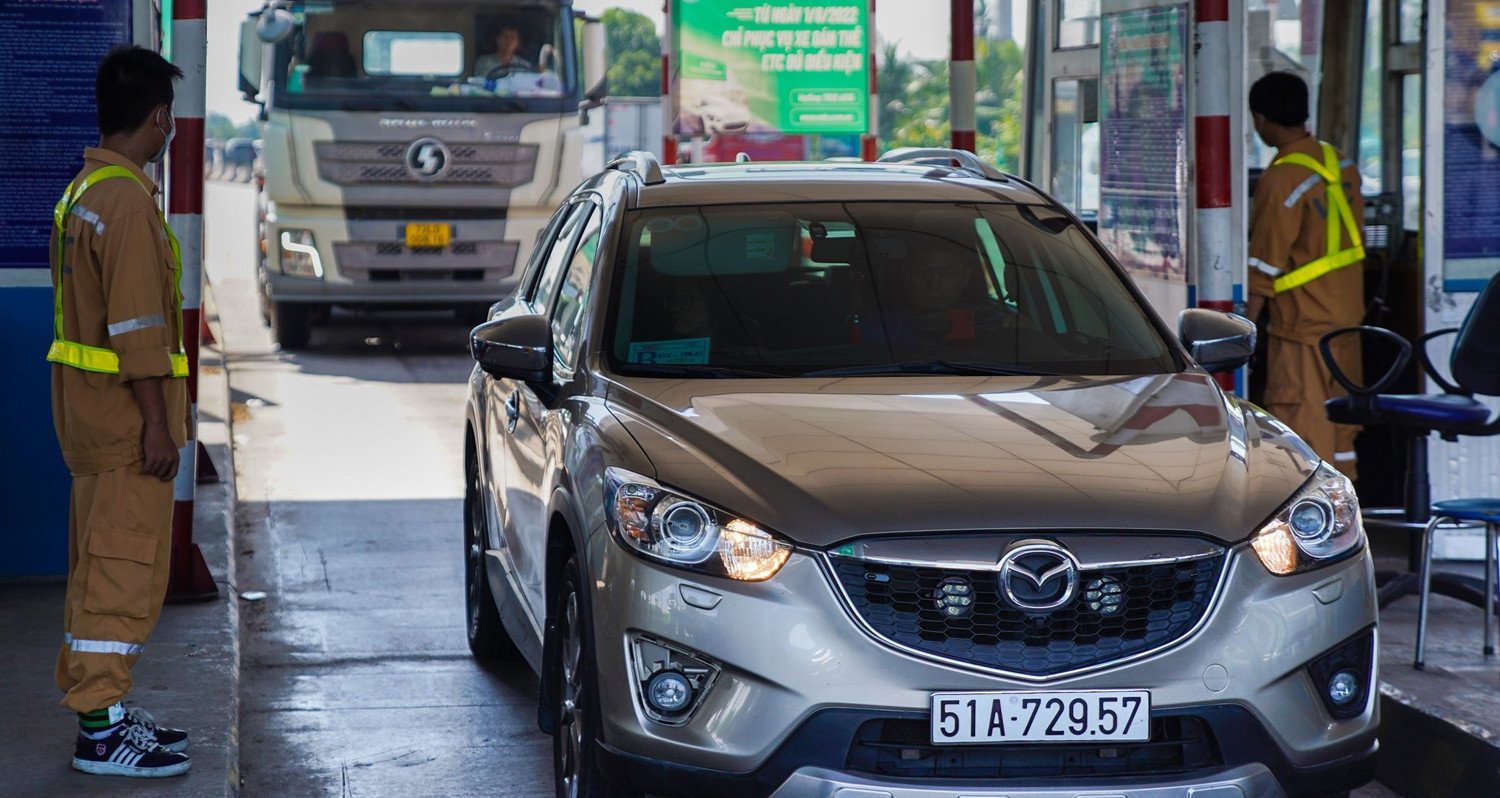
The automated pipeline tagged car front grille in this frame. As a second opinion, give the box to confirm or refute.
[829,548,1225,676]
[845,716,1220,780]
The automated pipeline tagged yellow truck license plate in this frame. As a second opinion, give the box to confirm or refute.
[405,223,451,249]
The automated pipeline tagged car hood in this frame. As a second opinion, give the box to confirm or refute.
[605,373,1319,548]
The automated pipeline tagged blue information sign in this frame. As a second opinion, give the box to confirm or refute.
[0,0,133,269]
[1442,0,1500,291]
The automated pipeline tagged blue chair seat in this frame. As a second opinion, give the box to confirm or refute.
[1327,393,1492,426]
[1433,498,1500,524]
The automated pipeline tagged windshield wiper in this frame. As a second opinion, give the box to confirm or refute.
[618,363,784,379]
[802,360,1052,377]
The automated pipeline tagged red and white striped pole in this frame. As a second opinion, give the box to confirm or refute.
[1192,0,1237,392]
[861,0,879,161]
[661,0,678,165]
[166,0,217,600]
[949,0,976,153]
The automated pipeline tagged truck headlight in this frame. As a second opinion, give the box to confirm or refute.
[605,467,792,581]
[278,229,324,278]
[1250,463,1364,575]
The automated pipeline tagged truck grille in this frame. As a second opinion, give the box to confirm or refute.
[333,240,519,283]
[829,549,1225,677]
[315,141,539,187]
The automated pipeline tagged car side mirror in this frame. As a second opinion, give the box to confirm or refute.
[1178,308,1256,374]
[470,314,551,382]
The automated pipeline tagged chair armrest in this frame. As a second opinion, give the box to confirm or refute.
[1318,326,1412,395]
[1417,328,1466,395]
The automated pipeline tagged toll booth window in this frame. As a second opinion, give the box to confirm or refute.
[363,32,464,77]
[1398,0,1421,42]
[1246,0,1324,167]
[1050,78,1100,221]
[1057,0,1100,49]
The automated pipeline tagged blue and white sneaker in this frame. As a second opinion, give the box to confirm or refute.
[72,721,191,778]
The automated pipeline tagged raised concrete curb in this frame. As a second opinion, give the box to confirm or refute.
[0,287,241,798]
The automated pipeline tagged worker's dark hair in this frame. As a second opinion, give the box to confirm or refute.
[1249,71,1309,127]
[96,45,184,136]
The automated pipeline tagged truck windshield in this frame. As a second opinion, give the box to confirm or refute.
[605,202,1179,378]
[272,2,573,112]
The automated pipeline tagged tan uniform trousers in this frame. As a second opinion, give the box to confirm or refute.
[1263,334,1361,481]
[55,461,173,713]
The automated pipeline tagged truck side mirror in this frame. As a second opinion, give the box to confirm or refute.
[256,8,296,43]
[238,17,264,103]
[577,15,607,125]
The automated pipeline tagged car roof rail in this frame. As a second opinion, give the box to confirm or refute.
[877,147,1009,182]
[606,151,666,185]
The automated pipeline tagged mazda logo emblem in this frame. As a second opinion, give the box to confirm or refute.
[998,541,1080,612]
[405,137,450,180]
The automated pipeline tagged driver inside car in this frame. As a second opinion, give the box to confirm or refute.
[474,25,534,77]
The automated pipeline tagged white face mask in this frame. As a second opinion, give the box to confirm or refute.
[150,107,176,164]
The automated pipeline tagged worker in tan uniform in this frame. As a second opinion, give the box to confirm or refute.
[50,46,194,778]
[1245,71,1365,478]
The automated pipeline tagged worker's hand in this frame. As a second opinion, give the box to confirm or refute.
[141,424,180,482]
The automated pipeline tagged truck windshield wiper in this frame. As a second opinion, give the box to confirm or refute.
[802,360,1052,377]
[617,363,784,379]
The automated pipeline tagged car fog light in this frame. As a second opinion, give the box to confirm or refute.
[1328,670,1359,706]
[1085,576,1125,616]
[934,577,974,619]
[645,671,694,715]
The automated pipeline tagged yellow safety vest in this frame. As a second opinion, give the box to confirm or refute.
[47,166,189,377]
[1269,141,1366,294]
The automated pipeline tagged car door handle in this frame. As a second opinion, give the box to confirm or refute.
[505,393,520,432]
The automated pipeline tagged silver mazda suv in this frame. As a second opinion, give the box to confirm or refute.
[463,149,1378,798]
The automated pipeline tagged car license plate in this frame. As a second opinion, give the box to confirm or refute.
[405,223,451,249]
[930,690,1150,744]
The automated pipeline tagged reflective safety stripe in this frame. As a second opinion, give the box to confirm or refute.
[1334,451,1358,462]
[1283,174,1321,208]
[50,167,186,378]
[108,314,165,337]
[69,638,146,656]
[47,340,190,377]
[1249,257,1282,277]
[1271,142,1365,295]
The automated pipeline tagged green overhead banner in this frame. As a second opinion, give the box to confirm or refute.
[672,0,869,137]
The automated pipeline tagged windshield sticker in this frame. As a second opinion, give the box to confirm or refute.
[745,232,777,261]
[628,337,711,365]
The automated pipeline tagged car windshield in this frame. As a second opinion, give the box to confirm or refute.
[271,1,571,112]
[605,202,1179,378]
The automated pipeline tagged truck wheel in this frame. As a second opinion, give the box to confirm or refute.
[271,301,312,350]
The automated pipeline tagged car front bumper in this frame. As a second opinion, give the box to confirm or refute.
[583,527,1379,797]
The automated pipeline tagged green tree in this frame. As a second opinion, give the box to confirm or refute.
[603,7,660,97]
[206,112,239,142]
[876,3,1025,170]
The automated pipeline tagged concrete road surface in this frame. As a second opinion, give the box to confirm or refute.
[204,180,1401,798]
[206,181,551,796]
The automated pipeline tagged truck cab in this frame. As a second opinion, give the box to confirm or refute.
[239,0,603,348]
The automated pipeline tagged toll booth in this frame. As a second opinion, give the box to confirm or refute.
[1018,0,1498,536]
[0,0,164,577]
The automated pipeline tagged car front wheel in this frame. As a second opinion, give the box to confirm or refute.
[554,556,638,798]
[464,453,520,662]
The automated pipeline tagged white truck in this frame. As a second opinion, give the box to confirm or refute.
[239,0,604,347]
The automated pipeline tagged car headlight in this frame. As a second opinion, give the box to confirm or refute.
[278,229,324,278]
[1250,463,1364,575]
[605,467,792,581]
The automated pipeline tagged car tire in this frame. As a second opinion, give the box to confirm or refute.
[271,301,312,350]
[553,556,639,798]
[464,452,521,662]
